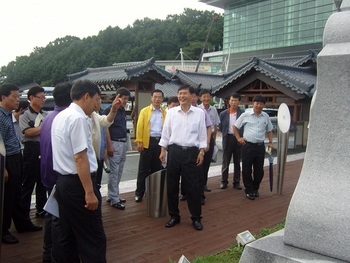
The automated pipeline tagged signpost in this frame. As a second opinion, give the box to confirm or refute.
[277,103,290,195]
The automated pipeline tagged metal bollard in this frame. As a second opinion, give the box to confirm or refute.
[276,103,291,195]
[146,169,167,218]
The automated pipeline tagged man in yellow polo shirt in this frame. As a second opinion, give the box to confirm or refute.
[134,90,166,202]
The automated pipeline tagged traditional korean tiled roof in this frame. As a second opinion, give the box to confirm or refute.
[174,69,225,91]
[156,52,317,99]
[66,52,317,99]
[67,57,172,84]
[18,82,40,92]
[155,79,182,98]
[209,53,317,98]
[264,50,318,67]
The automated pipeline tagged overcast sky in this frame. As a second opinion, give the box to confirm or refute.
[0,0,222,67]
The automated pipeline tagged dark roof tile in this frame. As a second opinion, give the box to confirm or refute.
[67,57,172,84]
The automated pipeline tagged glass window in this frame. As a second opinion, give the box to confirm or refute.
[222,0,333,56]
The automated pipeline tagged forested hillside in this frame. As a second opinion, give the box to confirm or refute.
[0,9,223,87]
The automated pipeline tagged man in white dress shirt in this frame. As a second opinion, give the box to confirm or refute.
[159,84,207,231]
[51,79,108,262]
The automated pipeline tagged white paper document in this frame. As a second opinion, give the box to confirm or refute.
[34,113,44,127]
[43,185,59,218]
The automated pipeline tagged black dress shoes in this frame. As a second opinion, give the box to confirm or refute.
[119,198,126,203]
[17,223,43,233]
[203,186,211,192]
[192,220,203,230]
[179,195,187,201]
[165,217,180,228]
[233,183,242,190]
[35,210,47,218]
[2,234,19,244]
[112,202,125,210]
[254,191,259,197]
[246,193,255,200]
[220,183,227,189]
[134,196,142,202]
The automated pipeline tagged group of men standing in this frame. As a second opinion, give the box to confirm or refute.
[1,79,274,261]
[0,80,125,262]
[219,93,274,200]
[0,84,43,245]
[134,86,222,230]
[134,87,274,232]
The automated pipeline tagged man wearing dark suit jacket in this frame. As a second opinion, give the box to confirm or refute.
[218,93,244,190]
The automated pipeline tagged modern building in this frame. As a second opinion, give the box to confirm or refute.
[199,0,335,70]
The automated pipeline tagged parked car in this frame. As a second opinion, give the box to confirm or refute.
[20,96,55,112]
[21,87,55,98]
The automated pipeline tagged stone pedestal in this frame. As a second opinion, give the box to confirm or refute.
[240,230,348,263]
[240,1,350,262]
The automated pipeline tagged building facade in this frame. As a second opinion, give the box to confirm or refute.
[200,0,334,69]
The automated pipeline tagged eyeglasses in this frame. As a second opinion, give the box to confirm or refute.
[34,96,46,100]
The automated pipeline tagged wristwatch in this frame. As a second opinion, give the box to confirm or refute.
[199,151,205,156]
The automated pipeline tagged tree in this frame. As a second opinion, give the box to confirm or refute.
[1,9,223,86]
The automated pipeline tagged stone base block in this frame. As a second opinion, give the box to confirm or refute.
[239,229,347,263]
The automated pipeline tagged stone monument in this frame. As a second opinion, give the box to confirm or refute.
[239,1,350,262]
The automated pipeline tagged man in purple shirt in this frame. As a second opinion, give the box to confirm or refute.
[40,82,73,263]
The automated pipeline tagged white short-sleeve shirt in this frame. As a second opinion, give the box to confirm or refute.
[51,103,97,175]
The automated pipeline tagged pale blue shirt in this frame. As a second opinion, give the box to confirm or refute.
[150,106,162,137]
[234,111,273,143]
[198,104,220,132]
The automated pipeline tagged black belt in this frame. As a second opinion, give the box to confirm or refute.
[111,139,127,143]
[171,144,198,151]
[23,141,40,145]
[150,136,161,141]
[246,141,264,146]
[6,152,21,158]
[60,172,96,178]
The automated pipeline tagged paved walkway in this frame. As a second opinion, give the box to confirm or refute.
[1,153,304,263]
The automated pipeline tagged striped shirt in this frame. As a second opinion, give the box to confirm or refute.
[234,111,273,143]
[0,106,21,155]
[198,104,220,132]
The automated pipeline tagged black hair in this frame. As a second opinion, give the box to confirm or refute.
[199,89,211,97]
[230,93,241,101]
[151,89,164,97]
[0,83,19,101]
[178,84,195,94]
[53,82,73,107]
[70,79,101,101]
[27,86,45,100]
[167,96,179,105]
[253,95,266,104]
[116,87,130,97]
[15,100,29,112]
